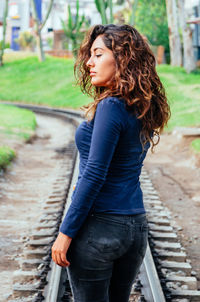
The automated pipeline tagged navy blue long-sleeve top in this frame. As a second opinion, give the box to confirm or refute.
[60,96,150,238]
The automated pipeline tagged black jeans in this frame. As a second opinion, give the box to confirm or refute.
[67,212,148,302]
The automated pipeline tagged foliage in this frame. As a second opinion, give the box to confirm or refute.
[60,0,89,57]
[46,37,53,49]
[0,146,16,170]
[94,0,113,24]
[15,31,36,50]
[191,139,200,153]
[0,40,10,50]
[134,0,169,52]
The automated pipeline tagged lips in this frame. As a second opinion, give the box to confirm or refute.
[90,71,96,76]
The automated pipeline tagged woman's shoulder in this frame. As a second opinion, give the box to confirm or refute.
[100,96,125,106]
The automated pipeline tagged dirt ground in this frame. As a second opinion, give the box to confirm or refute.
[0,113,75,301]
[144,132,200,289]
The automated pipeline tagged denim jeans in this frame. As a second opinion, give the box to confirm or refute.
[67,212,148,302]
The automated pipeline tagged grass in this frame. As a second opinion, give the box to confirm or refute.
[0,53,92,108]
[0,103,37,140]
[0,53,200,153]
[156,65,200,131]
[0,146,16,170]
[0,103,37,169]
[191,138,200,153]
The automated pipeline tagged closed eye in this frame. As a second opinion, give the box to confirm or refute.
[96,54,102,57]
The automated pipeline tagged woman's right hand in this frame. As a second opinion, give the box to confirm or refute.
[51,232,72,267]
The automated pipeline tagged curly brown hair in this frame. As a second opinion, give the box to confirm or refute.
[74,24,170,151]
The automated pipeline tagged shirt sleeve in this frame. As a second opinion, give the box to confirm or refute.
[59,97,126,238]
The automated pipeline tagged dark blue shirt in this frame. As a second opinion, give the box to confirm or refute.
[60,96,150,238]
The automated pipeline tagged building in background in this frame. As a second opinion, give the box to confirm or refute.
[0,0,100,51]
[0,0,199,64]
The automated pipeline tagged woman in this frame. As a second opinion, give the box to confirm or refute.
[52,24,170,302]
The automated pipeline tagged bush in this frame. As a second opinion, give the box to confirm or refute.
[0,40,10,50]
[0,146,16,170]
[15,31,36,51]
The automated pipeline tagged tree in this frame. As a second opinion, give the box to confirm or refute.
[61,0,88,57]
[177,0,196,73]
[31,0,54,62]
[0,0,9,67]
[134,0,169,52]
[165,0,182,66]
[94,0,113,24]
[127,0,138,26]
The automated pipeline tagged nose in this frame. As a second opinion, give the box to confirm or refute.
[86,56,94,67]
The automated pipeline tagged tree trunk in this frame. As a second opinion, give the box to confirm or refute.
[177,0,196,73]
[31,0,54,62]
[108,0,113,23]
[98,0,107,24]
[0,0,9,67]
[129,0,138,26]
[165,0,182,66]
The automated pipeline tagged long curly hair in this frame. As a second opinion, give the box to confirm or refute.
[74,24,170,151]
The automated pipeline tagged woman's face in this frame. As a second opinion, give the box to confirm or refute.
[86,35,116,87]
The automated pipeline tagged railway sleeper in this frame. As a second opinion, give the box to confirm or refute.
[35,221,58,230]
[13,269,42,283]
[147,217,171,226]
[149,231,178,241]
[143,198,162,205]
[26,237,54,248]
[13,282,43,298]
[148,223,173,232]
[154,249,187,262]
[30,228,57,240]
[151,240,182,251]
[24,248,49,259]
[43,201,64,208]
[39,212,62,222]
[20,259,46,270]
[159,260,192,274]
[170,289,200,301]
[165,275,197,290]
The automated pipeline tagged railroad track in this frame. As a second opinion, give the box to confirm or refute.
[3,103,200,302]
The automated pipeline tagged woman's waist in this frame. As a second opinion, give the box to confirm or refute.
[89,211,147,224]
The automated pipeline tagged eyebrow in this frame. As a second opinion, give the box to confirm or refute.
[90,47,104,53]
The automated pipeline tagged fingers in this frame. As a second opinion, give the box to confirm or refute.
[51,247,70,267]
[52,251,70,267]
[51,233,72,267]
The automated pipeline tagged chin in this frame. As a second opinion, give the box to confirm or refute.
[91,80,107,87]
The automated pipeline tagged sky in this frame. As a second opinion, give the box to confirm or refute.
[185,0,199,8]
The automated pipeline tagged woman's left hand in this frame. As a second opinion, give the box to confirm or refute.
[51,232,72,267]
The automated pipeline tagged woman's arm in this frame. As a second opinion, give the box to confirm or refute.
[59,98,126,239]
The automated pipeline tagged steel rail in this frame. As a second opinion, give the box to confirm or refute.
[140,243,166,302]
[44,151,80,302]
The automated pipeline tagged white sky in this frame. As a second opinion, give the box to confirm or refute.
[185,0,199,8]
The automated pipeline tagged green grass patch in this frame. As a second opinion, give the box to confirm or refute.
[0,54,200,131]
[0,103,37,140]
[0,53,91,108]
[156,65,200,131]
[190,138,200,153]
[0,103,37,169]
[0,146,16,170]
